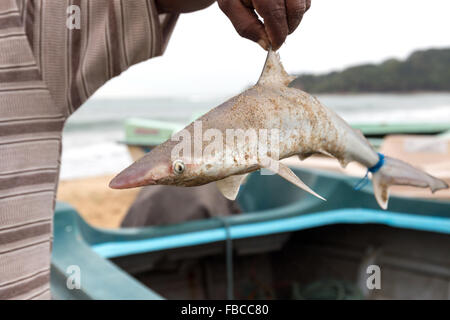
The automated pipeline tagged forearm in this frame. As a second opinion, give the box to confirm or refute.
[155,0,215,13]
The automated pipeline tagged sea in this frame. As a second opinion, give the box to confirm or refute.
[61,93,450,180]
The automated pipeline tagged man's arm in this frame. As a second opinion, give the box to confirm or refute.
[156,0,311,50]
[155,0,216,13]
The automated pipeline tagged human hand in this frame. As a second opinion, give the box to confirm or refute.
[218,0,311,50]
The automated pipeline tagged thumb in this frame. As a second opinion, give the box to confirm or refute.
[219,0,270,50]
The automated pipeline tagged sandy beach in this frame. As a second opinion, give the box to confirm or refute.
[57,175,141,228]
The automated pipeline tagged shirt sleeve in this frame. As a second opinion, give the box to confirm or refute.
[24,0,179,115]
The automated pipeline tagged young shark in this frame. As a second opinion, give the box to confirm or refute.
[110,50,448,209]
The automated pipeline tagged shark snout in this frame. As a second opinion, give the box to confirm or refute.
[109,165,157,189]
[109,151,171,189]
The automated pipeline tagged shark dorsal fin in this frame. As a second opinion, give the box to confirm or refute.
[257,49,294,86]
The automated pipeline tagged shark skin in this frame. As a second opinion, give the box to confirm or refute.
[110,50,448,209]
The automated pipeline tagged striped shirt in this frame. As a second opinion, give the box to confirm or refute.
[0,0,177,300]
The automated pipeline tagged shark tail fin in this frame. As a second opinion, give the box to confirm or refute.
[371,156,448,209]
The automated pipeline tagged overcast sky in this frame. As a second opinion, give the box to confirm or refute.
[93,0,450,99]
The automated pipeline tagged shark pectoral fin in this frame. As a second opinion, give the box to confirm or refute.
[216,174,249,200]
[261,158,326,201]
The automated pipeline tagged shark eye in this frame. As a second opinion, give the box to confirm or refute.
[172,160,185,175]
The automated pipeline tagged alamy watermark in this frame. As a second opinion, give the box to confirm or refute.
[366,264,381,290]
[66,5,81,30]
[170,121,281,174]
[66,265,81,290]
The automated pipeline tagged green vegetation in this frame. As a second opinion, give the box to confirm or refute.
[291,48,450,93]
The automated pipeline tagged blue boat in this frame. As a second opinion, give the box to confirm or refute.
[51,167,450,300]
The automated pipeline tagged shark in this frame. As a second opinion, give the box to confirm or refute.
[110,50,448,209]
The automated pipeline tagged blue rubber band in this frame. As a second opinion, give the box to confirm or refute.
[368,153,385,174]
[354,153,385,191]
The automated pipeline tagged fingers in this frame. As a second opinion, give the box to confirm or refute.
[219,0,312,51]
[218,0,270,50]
[285,0,307,34]
[252,0,289,51]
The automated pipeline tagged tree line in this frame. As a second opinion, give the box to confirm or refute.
[290,48,450,93]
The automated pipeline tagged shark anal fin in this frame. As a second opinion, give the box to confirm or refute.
[261,158,326,201]
[216,174,248,200]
